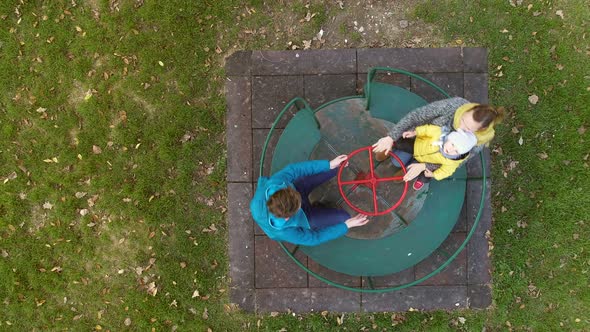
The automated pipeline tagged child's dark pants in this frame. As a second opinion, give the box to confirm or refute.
[394,138,431,183]
[293,168,350,229]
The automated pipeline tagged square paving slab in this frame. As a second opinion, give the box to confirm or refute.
[225,48,492,313]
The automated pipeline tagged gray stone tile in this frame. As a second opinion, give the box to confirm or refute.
[251,182,266,236]
[466,179,492,285]
[251,50,299,76]
[468,284,492,309]
[256,288,311,312]
[299,49,357,75]
[225,76,252,182]
[231,289,255,312]
[453,201,467,233]
[255,236,308,288]
[256,288,361,313]
[463,48,488,73]
[304,74,357,109]
[466,147,491,179]
[466,179,492,236]
[251,49,357,75]
[411,73,464,102]
[228,183,255,310]
[362,267,415,288]
[254,223,265,236]
[357,72,411,96]
[464,73,489,104]
[467,237,492,284]
[309,288,361,312]
[227,182,254,288]
[252,75,304,129]
[361,286,468,311]
[252,128,283,183]
[225,50,252,76]
[308,259,362,288]
[357,48,463,74]
[415,233,467,286]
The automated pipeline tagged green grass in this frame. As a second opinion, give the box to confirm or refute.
[1,0,588,331]
[0,1,235,330]
[413,0,590,330]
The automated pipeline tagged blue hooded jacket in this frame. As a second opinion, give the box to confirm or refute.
[250,160,349,246]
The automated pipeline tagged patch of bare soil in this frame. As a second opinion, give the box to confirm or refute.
[322,0,445,48]
[28,205,48,233]
[68,80,88,107]
[231,0,446,51]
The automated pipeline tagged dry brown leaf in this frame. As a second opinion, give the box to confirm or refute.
[87,195,99,207]
[555,10,564,19]
[147,282,158,296]
[180,133,193,143]
[508,160,519,171]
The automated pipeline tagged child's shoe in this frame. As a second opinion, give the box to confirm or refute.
[412,180,424,191]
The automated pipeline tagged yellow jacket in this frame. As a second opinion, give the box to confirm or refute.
[413,125,467,180]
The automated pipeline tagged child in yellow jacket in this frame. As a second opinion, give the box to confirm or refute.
[394,124,477,190]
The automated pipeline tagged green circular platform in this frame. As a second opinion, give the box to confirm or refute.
[269,87,467,277]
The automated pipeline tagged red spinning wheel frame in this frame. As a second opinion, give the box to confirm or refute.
[337,146,409,216]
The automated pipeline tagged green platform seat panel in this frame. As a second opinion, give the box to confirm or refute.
[270,106,321,175]
[365,83,428,123]
[364,67,450,124]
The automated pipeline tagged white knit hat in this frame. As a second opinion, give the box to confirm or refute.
[446,129,477,154]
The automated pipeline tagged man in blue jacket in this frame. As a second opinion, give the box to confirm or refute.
[250,155,369,246]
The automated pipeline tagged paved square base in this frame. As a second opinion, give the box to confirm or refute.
[226,48,492,313]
